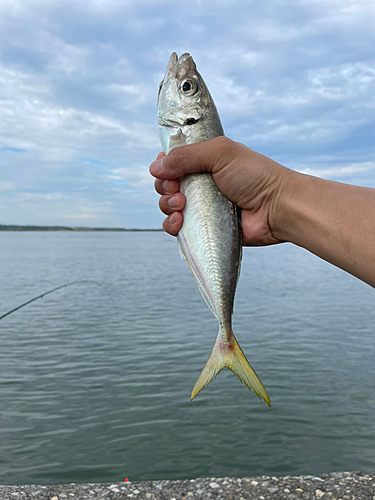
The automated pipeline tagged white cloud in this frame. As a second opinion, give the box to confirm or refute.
[18,192,64,201]
[0,61,158,161]
[298,162,375,179]
[239,19,315,43]
[0,181,15,191]
[308,62,375,100]
[246,116,368,145]
[63,201,114,220]
[10,191,116,224]
[110,165,154,189]
[0,0,374,227]
[104,83,153,110]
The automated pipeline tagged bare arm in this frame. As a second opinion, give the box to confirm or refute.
[150,136,375,288]
[276,172,375,287]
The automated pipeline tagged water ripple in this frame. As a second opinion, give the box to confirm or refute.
[0,232,374,485]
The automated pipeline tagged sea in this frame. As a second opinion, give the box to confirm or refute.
[0,231,374,485]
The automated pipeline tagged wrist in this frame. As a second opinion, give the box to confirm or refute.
[269,167,306,244]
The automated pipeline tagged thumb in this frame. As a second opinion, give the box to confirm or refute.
[149,137,230,180]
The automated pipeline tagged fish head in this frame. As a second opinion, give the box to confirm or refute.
[157,52,223,154]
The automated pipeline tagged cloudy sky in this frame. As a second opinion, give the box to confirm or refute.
[1,0,375,228]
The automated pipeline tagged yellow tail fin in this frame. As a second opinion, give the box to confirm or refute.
[190,330,271,406]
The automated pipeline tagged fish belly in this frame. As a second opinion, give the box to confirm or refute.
[177,171,241,325]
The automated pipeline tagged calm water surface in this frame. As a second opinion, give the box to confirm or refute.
[0,232,374,485]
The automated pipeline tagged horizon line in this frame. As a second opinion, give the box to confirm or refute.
[0,224,163,232]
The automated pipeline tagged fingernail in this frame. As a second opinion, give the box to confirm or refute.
[169,213,178,224]
[151,157,163,174]
[162,180,171,193]
[168,196,179,208]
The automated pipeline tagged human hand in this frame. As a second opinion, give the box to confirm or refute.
[149,136,295,246]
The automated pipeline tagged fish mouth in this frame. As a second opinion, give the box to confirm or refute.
[184,117,198,125]
[158,113,200,127]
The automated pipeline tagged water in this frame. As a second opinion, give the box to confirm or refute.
[0,231,374,485]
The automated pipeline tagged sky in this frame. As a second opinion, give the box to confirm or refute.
[1,0,375,228]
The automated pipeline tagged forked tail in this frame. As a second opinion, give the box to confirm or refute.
[191,329,271,406]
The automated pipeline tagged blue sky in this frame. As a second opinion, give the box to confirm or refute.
[1,0,375,228]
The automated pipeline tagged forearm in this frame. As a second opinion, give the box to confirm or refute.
[275,172,375,288]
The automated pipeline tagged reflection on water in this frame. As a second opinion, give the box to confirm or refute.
[0,232,374,485]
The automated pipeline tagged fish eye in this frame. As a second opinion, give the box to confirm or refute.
[180,79,198,96]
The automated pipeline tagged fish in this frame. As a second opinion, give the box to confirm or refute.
[157,52,270,406]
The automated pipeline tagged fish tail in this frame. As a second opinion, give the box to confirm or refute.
[190,329,271,406]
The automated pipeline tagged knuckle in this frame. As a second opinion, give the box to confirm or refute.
[212,136,234,152]
[154,179,162,194]
[158,196,167,213]
[167,147,189,171]
[162,218,174,236]
[212,136,240,166]
[162,179,178,195]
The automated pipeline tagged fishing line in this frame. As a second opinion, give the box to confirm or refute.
[0,280,119,322]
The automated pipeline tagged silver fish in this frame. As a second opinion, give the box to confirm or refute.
[157,52,270,406]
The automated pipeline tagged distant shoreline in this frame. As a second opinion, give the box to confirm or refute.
[0,225,163,232]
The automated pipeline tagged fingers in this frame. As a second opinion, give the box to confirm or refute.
[149,136,234,180]
[153,162,185,237]
[154,178,180,196]
[156,151,166,161]
[158,192,185,215]
[155,178,184,215]
[162,212,183,236]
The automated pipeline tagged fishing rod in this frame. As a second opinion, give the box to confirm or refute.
[0,280,118,321]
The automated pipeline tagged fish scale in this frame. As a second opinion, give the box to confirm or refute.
[180,173,232,320]
[157,52,271,405]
